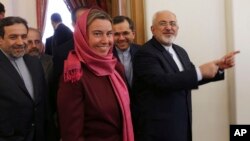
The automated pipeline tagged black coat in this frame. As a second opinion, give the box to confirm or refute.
[0,51,54,141]
[45,36,53,55]
[53,23,73,47]
[132,37,224,141]
[45,24,72,56]
[53,38,74,79]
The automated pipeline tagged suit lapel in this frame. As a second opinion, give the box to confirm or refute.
[23,55,41,103]
[0,51,31,96]
[130,44,139,60]
[172,45,189,70]
[151,38,179,72]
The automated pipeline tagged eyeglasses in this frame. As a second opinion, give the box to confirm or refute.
[158,21,177,27]
[114,31,132,37]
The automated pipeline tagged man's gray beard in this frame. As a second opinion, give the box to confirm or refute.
[28,48,40,57]
[10,46,27,58]
[168,36,175,44]
[163,36,176,46]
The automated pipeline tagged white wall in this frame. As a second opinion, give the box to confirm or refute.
[231,0,250,124]
[145,0,229,141]
[1,0,37,28]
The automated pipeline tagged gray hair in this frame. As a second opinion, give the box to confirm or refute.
[152,10,177,26]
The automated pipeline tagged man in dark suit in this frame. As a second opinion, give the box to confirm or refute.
[46,13,73,57]
[132,10,239,141]
[27,27,53,84]
[27,27,60,140]
[45,35,53,55]
[51,13,73,47]
[0,17,55,141]
[52,7,87,88]
[51,13,73,48]
[112,16,140,88]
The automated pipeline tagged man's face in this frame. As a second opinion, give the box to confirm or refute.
[27,29,43,56]
[0,23,28,58]
[151,11,179,46]
[113,20,135,51]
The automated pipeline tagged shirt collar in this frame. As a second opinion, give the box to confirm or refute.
[115,46,130,55]
[162,44,173,51]
[55,22,62,29]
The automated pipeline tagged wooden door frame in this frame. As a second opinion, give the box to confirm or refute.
[113,0,145,45]
[129,0,145,45]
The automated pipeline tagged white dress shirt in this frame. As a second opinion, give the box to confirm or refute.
[163,45,202,81]
[116,47,133,86]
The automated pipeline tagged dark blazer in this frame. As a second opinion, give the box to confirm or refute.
[53,38,74,79]
[48,38,74,122]
[52,24,73,91]
[113,43,140,89]
[0,51,51,141]
[40,54,53,84]
[45,36,53,55]
[53,23,73,47]
[52,38,74,97]
[132,37,224,141]
[40,54,56,114]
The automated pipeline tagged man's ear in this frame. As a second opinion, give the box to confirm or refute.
[151,26,154,33]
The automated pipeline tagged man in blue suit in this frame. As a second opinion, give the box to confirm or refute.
[132,10,239,141]
[0,16,56,141]
[112,16,140,89]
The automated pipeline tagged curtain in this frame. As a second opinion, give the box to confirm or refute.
[63,0,110,13]
[36,0,48,37]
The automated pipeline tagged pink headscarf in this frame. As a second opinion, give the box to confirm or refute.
[63,9,134,141]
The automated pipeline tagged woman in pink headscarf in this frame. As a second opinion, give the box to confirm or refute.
[57,8,134,141]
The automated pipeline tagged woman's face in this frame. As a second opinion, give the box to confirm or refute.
[87,19,113,56]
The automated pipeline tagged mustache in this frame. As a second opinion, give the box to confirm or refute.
[28,48,40,53]
[12,45,26,49]
[27,48,41,56]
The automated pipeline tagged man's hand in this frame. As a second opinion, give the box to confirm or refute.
[199,61,219,79]
[215,51,240,70]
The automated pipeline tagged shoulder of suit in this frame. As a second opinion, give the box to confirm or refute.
[131,43,141,48]
[172,43,186,52]
[141,38,160,50]
[24,54,38,60]
[41,54,53,60]
[23,55,42,67]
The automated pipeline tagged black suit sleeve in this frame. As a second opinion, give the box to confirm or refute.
[133,47,199,92]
